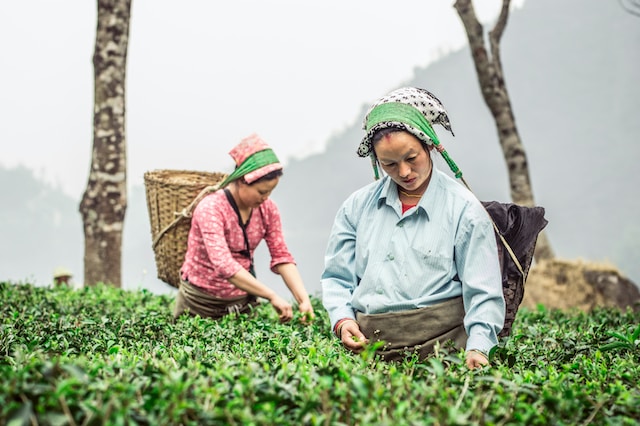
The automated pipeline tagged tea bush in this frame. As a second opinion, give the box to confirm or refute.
[1,281,638,425]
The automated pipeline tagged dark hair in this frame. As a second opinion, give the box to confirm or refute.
[243,169,283,185]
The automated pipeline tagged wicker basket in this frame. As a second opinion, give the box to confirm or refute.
[144,169,227,288]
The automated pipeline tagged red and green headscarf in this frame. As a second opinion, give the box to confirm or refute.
[218,133,283,188]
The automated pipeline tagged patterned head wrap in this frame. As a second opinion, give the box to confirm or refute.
[218,133,283,188]
[357,86,455,158]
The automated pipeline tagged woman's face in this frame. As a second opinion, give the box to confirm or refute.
[237,177,279,209]
[373,131,432,193]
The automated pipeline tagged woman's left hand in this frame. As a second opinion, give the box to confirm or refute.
[297,300,315,323]
[465,350,489,369]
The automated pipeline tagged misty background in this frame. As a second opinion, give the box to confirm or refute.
[1,0,639,298]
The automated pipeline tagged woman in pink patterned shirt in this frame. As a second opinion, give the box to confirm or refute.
[174,134,315,322]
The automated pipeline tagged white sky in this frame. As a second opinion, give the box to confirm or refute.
[0,0,523,198]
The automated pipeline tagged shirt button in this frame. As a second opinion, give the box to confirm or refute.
[397,222,404,227]
[387,254,394,261]
[376,287,383,294]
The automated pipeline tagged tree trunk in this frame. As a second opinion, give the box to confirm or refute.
[454,0,554,261]
[79,0,132,287]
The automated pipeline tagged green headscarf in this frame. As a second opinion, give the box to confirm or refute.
[218,148,281,189]
[365,102,442,147]
[364,101,462,179]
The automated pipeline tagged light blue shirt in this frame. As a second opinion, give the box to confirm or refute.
[321,166,505,353]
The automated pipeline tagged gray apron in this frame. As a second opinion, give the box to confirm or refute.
[356,296,467,362]
[173,279,259,320]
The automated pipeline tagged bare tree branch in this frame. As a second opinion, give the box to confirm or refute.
[489,0,511,82]
[618,0,640,17]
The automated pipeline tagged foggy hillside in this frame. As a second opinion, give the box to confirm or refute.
[0,166,82,286]
[270,0,640,296]
[2,0,638,298]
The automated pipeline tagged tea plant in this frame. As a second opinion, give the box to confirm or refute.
[1,281,639,425]
[600,323,640,353]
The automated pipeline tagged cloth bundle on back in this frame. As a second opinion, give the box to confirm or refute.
[321,86,547,369]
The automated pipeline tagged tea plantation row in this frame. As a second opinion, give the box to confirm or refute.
[1,282,639,425]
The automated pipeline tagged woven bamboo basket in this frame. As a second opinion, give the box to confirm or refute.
[144,169,227,288]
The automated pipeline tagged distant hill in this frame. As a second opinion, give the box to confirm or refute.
[2,0,638,298]
[0,165,175,295]
[0,165,83,287]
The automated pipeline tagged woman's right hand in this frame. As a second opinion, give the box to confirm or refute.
[269,294,293,322]
[340,320,368,353]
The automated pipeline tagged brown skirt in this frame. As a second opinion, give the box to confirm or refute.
[173,279,259,320]
[356,296,467,362]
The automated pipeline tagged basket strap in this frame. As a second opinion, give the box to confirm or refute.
[491,221,524,277]
[152,183,221,249]
[223,189,256,277]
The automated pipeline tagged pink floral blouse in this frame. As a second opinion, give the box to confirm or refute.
[180,190,295,299]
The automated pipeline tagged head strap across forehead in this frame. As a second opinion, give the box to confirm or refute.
[366,102,442,148]
[365,100,462,181]
[218,148,280,188]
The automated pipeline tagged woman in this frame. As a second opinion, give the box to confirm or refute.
[321,87,505,369]
[175,133,315,322]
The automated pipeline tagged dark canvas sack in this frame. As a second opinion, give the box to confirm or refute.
[482,201,548,337]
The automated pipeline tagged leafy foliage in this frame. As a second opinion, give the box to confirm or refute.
[1,282,639,425]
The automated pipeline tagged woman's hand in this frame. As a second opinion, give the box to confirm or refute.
[276,263,315,324]
[268,294,293,322]
[339,320,368,353]
[297,300,315,323]
[465,350,489,369]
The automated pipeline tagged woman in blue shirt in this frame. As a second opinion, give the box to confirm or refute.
[321,87,505,369]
